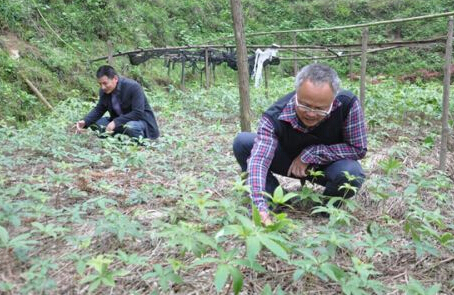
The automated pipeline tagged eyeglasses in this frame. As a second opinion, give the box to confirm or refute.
[294,94,333,117]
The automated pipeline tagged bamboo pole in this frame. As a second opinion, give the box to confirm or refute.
[230,0,251,132]
[439,16,453,171]
[278,46,400,60]
[293,33,298,76]
[88,37,445,63]
[215,11,454,40]
[21,75,53,110]
[360,28,368,112]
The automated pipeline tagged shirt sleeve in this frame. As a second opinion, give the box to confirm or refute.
[247,116,278,212]
[299,99,368,164]
[84,95,107,127]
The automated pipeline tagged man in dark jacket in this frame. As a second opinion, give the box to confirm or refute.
[76,65,159,139]
[233,63,367,225]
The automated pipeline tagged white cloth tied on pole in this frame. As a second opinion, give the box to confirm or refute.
[251,48,278,88]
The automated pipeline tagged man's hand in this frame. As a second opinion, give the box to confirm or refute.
[287,156,309,178]
[259,211,272,226]
[106,121,116,133]
[75,120,86,134]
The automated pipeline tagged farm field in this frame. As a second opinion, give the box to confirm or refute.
[1,78,453,294]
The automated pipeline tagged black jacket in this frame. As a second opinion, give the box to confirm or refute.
[84,77,159,139]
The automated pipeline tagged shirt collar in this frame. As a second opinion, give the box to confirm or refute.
[278,93,342,131]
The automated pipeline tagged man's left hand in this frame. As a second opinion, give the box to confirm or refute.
[287,156,309,178]
[106,121,116,133]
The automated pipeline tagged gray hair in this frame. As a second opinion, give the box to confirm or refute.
[295,63,341,94]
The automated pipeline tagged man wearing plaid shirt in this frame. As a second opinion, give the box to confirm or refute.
[233,63,367,225]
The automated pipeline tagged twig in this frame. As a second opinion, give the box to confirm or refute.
[423,256,454,273]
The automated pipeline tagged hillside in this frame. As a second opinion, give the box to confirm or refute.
[1,1,454,294]
[1,0,453,122]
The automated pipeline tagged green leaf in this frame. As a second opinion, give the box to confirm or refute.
[214,264,229,293]
[228,265,243,295]
[236,214,255,229]
[101,274,116,287]
[0,225,9,246]
[236,259,266,272]
[293,268,306,281]
[76,260,86,276]
[273,186,284,201]
[439,232,454,245]
[191,257,220,267]
[258,235,288,260]
[80,274,97,284]
[426,283,442,295]
[261,284,273,295]
[251,205,262,227]
[246,236,261,262]
[320,263,346,282]
[88,278,102,292]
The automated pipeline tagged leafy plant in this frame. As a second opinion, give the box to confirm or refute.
[80,255,129,292]
[142,264,182,293]
[0,225,38,261]
[397,277,441,295]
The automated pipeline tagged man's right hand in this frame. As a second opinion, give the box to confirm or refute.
[259,211,272,226]
[75,120,86,134]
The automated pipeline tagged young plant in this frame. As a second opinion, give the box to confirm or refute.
[397,277,441,295]
[158,220,217,257]
[191,247,265,295]
[31,222,69,239]
[142,263,182,293]
[0,225,37,261]
[263,186,299,211]
[217,208,291,263]
[80,255,129,292]
[20,259,57,294]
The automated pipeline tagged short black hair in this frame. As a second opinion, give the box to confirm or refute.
[96,65,117,79]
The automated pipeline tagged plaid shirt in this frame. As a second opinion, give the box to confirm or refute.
[247,94,367,212]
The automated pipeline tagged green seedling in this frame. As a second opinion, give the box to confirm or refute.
[80,255,129,292]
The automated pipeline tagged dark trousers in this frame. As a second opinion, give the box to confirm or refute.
[232,132,365,199]
[91,117,147,139]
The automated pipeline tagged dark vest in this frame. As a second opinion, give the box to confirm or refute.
[263,90,357,159]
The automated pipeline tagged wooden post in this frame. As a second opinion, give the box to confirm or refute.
[440,16,453,171]
[205,48,210,89]
[348,53,353,80]
[293,32,298,76]
[180,57,186,90]
[167,58,171,77]
[212,63,216,86]
[360,27,368,112]
[107,40,114,66]
[264,65,269,100]
[230,0,251,132]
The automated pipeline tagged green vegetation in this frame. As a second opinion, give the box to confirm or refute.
[0,78,453,293]
[0,0,453,293]
[0,0,453,121]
